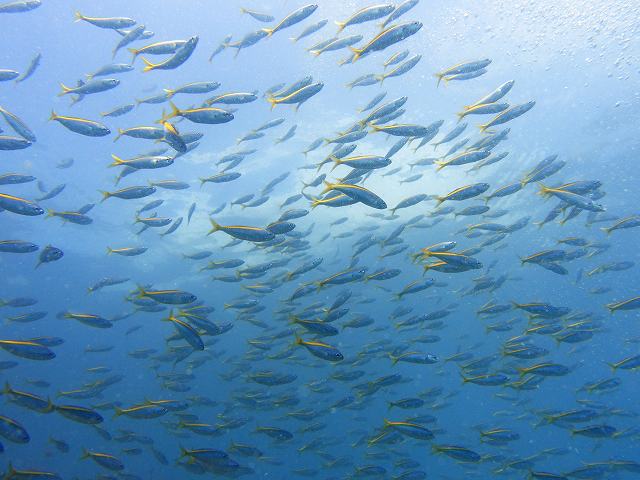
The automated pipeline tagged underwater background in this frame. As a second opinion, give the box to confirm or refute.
[1,0,640,478]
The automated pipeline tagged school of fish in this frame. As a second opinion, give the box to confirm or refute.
[1,1,639,479]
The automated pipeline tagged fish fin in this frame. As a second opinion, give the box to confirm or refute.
[349,47,362,62]
[113,128,124,142]
[166,101,180,121]
[48,110,57,121]
[141,57,155,72]
[261,28,274,37]
[433,73,444,87]
[599,227,611,235]
[163,89,175,99]
[537,183,550,197]
[106,247,113,255]
[109,154,124,167]
[74,11,84,22]
[375,74,385,85]
[99,191,111,202]
[334,21,346,33]
[208,218,221,235]
[58,83,72,97]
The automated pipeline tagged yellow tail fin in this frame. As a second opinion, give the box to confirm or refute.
[58,83,72,97]
[109,154,124,167]
[141,57,156,73]
[208,219,221,235]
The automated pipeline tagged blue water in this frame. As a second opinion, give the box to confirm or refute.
[1,0,640,478]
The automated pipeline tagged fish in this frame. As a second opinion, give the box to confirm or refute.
[351,22,423,62]
[49,111,110,137]
[262,4,318,36]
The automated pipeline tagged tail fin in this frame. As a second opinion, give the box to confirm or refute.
[335,21,346,33]
[99,191,111,203]
[109,154,124,167]
[164,101,180,121]
[48,111,57,122]
[141,57,155,73]
[163,89,175,99]
[74,11,84,22]
[266,96,277,111]
[208,219,221,235]
[261,28,274,37]
[349,46,362,63]
[599,227,611,235]
[58,83,72,97]
[113,128,124,142]
[434,73,444,87]
[106,247,113,255]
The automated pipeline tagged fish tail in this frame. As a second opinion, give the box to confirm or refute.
[537,183,550,197]
[109,154,124,167]
[478,123,488,133]
[58,83,71,97]
[114,407,123,417]
[74,11,84,22]
[434,73,443,87]
[334,21,345,33]
[266,96,277,111]
[261,28,274,37]
[127,47,138,61]
[48,110,57,121]
[163,89,175,99]
[434,161,446,172]
[99,191,111,202]
[141,57,155,72]
[389,354,399,365]
[80,448,90,460]
[606,362,617,371]
[45,209,54,219]
[134,284,146,299]
[349,47,362,62]
[2,381,11,395]
[310,49,322,57]
[605,304,616,315]
[167,101,180,121]
[375,74,385,85]
[456,112,465,122]
[208,218,221,235]
[599,227,611,235]
[113,128,124,142]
